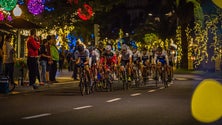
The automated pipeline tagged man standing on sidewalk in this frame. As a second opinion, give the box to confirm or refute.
[27,29,40,89]
[49,35,59,83]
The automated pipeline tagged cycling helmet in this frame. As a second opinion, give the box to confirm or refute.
[88,46,94,52]
[156,46,163,52]
[78,44,84,52]
[132,45,138,49]
[122,44,128,51]
[142,47,148,51]
[105,45,112,51]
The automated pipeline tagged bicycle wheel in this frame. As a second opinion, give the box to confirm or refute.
[85,82,90,95]
[155,69,158,88]
[121,71,127,90]
[161,69,168,88]
[80,80,85,96]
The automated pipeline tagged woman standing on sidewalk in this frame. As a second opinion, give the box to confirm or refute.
[39,39,51,85]
[3,34,15,85]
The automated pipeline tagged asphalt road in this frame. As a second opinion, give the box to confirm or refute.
[0,78,221,125]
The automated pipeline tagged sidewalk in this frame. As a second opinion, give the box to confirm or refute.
[7,69,76,95]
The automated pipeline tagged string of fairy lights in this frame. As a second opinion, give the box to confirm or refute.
[0,0,93,21]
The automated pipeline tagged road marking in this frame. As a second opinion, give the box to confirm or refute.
[159,87,165,90]
[106,98,121,103]
[148,89,156,93]
[175,78,188,81]
[22,113,51,120]
[73,105,93,110]
[130,93,141,97]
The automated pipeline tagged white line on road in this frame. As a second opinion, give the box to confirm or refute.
[148,89,156,93]
[73,105,93,110]
[22,113,51,120]
[130,93,141,97]
[106,98,121,103]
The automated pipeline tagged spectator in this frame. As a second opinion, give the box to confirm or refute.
[46,35,52,83]
[0,35,3,74]
[71,46,78,80]
[39,39,51,85]
[58,45,65,72]
[3,34,15,84]
[27,29,40,89]
[49,35,59,83]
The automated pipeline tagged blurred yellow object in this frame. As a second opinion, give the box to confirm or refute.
[191,79,222,123]
[212,0,222,8]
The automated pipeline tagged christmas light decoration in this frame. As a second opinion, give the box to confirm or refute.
[13,4,22,17]
[18,0,25,5]
[77,4,93,21]
[0,0,17,11]
[0,11,4,21]
[44,6,55,12]
[27,0,45,15]
[7,15,12,21]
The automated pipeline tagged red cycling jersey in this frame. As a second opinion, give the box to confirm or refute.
[100,51,117,69]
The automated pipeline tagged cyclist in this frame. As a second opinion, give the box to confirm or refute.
[118,44,133,81]
[140,47,152,76]
[88,46,100,82]
[132,46,141,65]
[100,44,117,73]
[75,44,91,85]
[100,45,117,87]
[132,46,141,84]
[153,46,169,81]
[166,48,176,82]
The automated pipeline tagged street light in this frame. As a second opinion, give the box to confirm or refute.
[13,5,22,17]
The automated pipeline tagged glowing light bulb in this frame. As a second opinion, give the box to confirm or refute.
[13,5,22,17]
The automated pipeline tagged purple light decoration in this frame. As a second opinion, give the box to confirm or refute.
[7,15,13,21]
[0,12,4,21]
[27,0,45,15]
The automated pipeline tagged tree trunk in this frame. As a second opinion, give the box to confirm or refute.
[177,0,194,69]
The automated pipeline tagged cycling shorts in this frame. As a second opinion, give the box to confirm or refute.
[121,60,129,66]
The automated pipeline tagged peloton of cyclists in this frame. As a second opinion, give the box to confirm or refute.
[73,40,174,91]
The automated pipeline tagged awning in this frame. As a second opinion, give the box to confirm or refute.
[0,23,14,33]
[9,18,42,29]
[0,22,13,29]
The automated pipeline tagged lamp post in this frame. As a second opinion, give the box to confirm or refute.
[13,4,24,86]
[12,4,22,59]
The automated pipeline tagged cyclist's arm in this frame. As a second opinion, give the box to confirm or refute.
[165,55,169,66]
[74,51,80,64]
[118,54,122,65]
[153,54,157,65]
[129,55,132,66]
[84,50,90,65]
[84,57,89,65]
